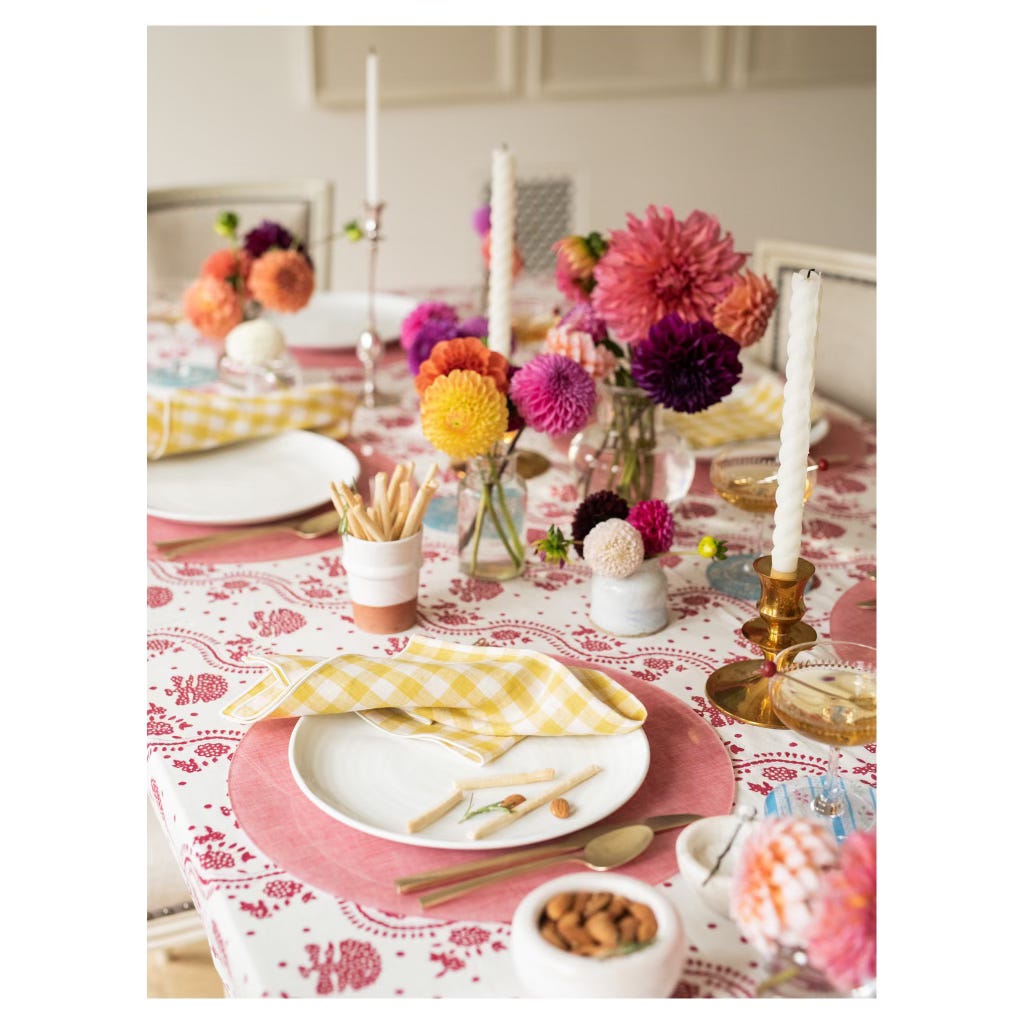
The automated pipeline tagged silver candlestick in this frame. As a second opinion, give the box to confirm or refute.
[357,201,397,407]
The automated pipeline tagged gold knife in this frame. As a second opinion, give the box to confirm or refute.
[393,812,702,894]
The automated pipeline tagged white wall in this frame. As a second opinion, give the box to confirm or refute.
[148,26,876,295]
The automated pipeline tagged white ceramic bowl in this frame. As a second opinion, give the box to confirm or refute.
[675,815,754,920]
[511,871,685,998]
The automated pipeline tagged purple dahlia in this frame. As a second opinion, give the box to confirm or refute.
[243,219,295,259]
[630,314,741,414]
[571,490,630,556]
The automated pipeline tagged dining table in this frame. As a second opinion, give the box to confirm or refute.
[146,315,876,999]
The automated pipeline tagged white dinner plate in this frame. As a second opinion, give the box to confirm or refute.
[691,415,830,460]
[288,713,650,850]
[267,291,419,350]
[147,430,359,525]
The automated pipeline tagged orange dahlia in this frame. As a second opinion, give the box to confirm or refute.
[182,275,244,341]
[713,272,778,347]
[200,248,253,295]
[420,369,509,460]
[248,249,315,313]
[414,337,510,397]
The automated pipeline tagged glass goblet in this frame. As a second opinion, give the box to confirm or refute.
[707,442,818,600]
[764,639,877,840]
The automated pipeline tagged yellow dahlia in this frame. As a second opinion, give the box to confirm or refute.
[420,369,508,460]
[248,249,315,313]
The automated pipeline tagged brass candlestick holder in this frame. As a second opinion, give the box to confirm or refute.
[357,201,398,408]
[705,555,817,728]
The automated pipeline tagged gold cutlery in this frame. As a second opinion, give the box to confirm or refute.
[154,508,340,559]
[394,812,702,894]
[417,825,654,909]
[857,599,877,610]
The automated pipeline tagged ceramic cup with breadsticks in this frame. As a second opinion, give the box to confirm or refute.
[330,463,439,633]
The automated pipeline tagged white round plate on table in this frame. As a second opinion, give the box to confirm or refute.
[147,430,359,525]
[267,291,419,350]
[288,714,650,850]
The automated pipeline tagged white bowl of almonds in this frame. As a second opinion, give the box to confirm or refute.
[511,871,685,998]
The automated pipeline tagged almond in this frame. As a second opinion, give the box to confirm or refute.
[549,797,571,819]
[583,891,612,917]
[584,910,619,948]
[607,894,630,920]
[500,793,526,809]
[617,913,638,944]
[630,901,658,942]
[544,892,573,920]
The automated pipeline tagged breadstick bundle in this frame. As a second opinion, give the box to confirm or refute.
[329,461,439,542]
[332,462,439,634]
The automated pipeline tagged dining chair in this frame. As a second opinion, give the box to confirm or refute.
[147,179,334,299]
[746,240,877,420]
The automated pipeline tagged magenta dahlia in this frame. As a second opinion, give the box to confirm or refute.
[508,353,596,436]
[592,205,746,343]
[627,499,674,558]
[630,313,742,414]
[400,301,459,352]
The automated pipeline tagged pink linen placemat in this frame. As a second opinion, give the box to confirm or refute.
[829,578,877,647]
[227,663,735,923]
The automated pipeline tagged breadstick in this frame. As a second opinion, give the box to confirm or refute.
[391,480,412,540]
[454,769,556,791]
[373,471,391,537]
[386,462,411,506]
[407,788,464,834]
[400,480,438,539]
[470,765,602,840]
[349,502,385,542]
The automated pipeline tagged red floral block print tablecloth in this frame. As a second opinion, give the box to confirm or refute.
[147,349,876,998]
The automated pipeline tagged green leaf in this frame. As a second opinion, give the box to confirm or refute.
[458,799,515,823]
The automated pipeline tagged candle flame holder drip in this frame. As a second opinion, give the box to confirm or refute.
[357,200,398,408]
[705,555,817,728]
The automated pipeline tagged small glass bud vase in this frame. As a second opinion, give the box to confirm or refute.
[457,450,527,581]
[589,558,669,637]
[217,318,301,394]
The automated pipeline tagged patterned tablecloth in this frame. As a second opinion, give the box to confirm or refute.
[146,334,876,998]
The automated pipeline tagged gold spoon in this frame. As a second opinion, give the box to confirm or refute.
[418,824,654,909]
[154,508,340,559]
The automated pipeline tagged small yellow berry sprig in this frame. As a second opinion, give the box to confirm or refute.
[667,536,729,560]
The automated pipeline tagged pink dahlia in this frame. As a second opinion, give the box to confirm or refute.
[713,272,778,347]
[508,353,596,437]
[543,324,617,382]
[806,830,876,992]
[400,301,459,352]
[182,275,244,341]
[592,206,746,343]
[627,499,674,558]
[552,233,607,303]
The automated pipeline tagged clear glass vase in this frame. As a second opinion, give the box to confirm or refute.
[457,450,527,581]
[568,385,696,506]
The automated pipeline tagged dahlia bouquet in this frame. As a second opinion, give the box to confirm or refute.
[548,205,779,504]
[182,212,315,341]
[415,337,596,579]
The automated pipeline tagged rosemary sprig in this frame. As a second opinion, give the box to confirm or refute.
[596,938,656,959]
[458,797,516,824]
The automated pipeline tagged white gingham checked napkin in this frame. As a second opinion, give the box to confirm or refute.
[147,382,357,460]
[221,635,647,764]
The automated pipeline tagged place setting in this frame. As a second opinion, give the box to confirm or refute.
[147,25,879,1001]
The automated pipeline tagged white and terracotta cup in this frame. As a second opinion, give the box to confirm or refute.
[341,531,423,634]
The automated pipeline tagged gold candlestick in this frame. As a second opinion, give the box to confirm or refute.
[705,555,817,728]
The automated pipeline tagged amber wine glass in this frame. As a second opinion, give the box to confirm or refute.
[707,442,818,600]
[764,640,877,839]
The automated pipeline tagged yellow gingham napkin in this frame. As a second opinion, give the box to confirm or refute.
[147,382,357,460]
[663,375,823,452]
[221,635,647,764]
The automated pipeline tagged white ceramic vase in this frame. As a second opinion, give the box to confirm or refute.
[589,559,669,637]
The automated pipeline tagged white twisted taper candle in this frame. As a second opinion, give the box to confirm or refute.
[770,269,822,577]
[487,146,515,358]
